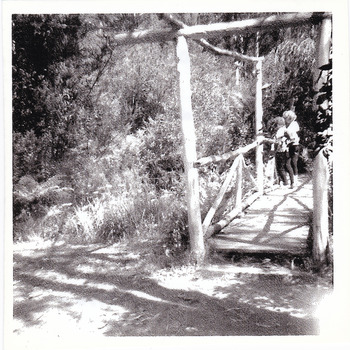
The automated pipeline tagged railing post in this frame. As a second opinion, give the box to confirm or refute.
[176,36,205,264]
[255,59,264,194]
[234,155,243,211]
[313,151,329,266]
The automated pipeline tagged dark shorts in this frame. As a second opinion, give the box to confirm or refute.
[289,144,300,157]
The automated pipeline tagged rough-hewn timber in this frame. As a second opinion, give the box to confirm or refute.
[176,36,205,264]
[162,13,262,62]
[112,12,331,47]
[195,140,261,167]
[209,175,313,255]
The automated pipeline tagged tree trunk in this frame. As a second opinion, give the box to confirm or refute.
[176,36,205,264]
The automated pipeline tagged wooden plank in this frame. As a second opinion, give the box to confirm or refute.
[112,13,331,46]
[209,175,313,255]
[202,154,242,235]
[205,191,261,239]
[176,36,205,264]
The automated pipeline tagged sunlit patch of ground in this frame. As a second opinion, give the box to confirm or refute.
[152,261,330,323]
[11,238,333,341]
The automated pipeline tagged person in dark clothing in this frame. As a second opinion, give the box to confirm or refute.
[273,117,294,188]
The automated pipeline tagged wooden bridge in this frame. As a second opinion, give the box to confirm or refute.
[195,138,330,263]
[195,139,322,258]
[208,174,313,256]
[108,12,332,264]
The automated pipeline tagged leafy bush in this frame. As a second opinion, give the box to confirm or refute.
[60,176,189,253]
[13,175,73,240]
[13,131,42,182]
[262,30,316,146]
[139,115,183,191]
[191,46,254,157]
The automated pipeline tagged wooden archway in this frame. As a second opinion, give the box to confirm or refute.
[111,12,332,264]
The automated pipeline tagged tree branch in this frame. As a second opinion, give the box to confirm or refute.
[162,13,262,62]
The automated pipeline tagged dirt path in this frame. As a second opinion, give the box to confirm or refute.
[12,240,332,342]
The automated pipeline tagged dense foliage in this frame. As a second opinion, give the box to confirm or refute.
[12,13,332,257]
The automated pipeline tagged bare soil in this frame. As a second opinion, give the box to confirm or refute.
[12,239,333,343]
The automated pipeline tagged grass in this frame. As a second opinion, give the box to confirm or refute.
[13,164,191,269]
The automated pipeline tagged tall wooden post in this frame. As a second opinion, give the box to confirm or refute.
[313,151,329,266]
[312,17,332,266]
[234,155,243,211]
[176,36,205,264]
[314,18,332,96]
[255,59,264,194]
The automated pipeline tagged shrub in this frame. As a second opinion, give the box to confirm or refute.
[13,175,73,241]
[61,178,189,252]
[139,114,183,191]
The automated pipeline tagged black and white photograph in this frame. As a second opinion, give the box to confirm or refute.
[2,0,350,349]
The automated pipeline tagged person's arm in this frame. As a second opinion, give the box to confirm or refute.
[284,129,292,140]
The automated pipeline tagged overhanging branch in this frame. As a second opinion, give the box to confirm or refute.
[162,13,262,62]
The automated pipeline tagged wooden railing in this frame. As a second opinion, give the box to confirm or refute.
[196,138,272,239]
[195,140,261,167]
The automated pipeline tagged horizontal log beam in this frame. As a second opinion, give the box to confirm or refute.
[162,14,261,62]
[112,12,331,46]
[205,191,261,239]
[195,140,260,167]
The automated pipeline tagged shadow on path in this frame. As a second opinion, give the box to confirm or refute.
[13,243,329,336]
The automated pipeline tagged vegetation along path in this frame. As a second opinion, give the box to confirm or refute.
[13,237,332,339]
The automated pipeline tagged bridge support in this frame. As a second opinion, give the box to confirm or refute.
[313,17,332,101]
[313,151,329,266]
[312,17,332,267]
[176,36,205,264]
[255,59,264,194]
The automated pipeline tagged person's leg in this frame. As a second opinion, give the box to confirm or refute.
[276,152,288,185]
[285,151,294,188]
[290,145,299,176]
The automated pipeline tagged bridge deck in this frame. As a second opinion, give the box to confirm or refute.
[209,174,313,255]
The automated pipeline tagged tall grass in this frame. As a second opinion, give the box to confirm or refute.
[13,150,189,261]
[62,181,187,247]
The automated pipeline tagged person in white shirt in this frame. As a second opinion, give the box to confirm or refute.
[273,117,294,188]
[283,110,300,184]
